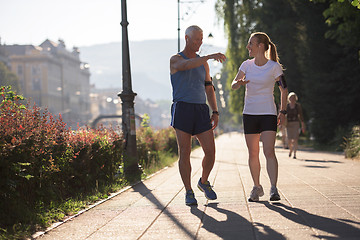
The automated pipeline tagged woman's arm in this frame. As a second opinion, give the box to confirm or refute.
[276,75,288,125]
[297,104,306,133]
[231,70,249,90]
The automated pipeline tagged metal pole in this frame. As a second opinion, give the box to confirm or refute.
[178,0,180,52]
[177,0,205,52]
[118,0,141,180]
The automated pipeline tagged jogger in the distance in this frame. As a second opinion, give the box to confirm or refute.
[232,32,288,202]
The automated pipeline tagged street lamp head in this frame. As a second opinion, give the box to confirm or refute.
[215,73,221,80]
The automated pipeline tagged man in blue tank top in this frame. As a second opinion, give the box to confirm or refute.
[170,25,226,205]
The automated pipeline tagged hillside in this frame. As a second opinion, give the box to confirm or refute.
[79,39,225,101]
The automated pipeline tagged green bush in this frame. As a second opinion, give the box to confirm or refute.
[0,86,124,233]
[344,125,360,159]
[0,87,181,238]
[136,114,178,170]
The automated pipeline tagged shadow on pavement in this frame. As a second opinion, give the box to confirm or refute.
[263,202,360,239]
[291,158,342,168]
[304,159,342,164]
[132,181,196,239]
[191,203,286,240]
[214,159,248,167]
[304,165,330,168]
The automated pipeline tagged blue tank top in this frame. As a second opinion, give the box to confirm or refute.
[170,52,206,104]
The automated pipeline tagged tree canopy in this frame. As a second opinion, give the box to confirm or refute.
[216,0,360,146]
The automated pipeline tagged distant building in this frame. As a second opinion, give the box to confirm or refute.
[88,87,170,129]
[89,86,122,128]
[0,39,91,128]
[0,38,9,67]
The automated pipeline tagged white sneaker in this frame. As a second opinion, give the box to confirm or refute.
[248,185,264,202]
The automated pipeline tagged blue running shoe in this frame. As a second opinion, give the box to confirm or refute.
[197,178,217,200]
[185,189,197,206]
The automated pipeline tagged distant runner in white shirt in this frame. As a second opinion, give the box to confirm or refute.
[231,32,288,202]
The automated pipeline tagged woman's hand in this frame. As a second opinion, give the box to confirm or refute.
[232,78,250,89]
[277,113,286,126]
[236,79,250,86]
[301,123,306,134]
[231,70,249,90]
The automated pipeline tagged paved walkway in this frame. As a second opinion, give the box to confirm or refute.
[37,132,360,239]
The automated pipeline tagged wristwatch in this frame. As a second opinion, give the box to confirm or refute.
[279,110,287,115]
[212,111,219,115]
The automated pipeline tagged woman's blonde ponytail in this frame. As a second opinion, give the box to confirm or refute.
[251,32,280,64]
[269,41,279,63]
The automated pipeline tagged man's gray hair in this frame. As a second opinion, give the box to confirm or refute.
[185,25,203,37]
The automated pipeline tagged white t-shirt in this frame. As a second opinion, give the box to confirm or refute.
[239,58,283,115]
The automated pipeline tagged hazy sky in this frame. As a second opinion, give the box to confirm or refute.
[0,0,226,48]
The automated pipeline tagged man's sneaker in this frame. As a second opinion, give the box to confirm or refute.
[185,189,197,206]
[270,186,281,201]
[248,185,264,202]
[197,178,217,200]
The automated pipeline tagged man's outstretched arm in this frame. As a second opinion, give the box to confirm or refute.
[170,53,226,75]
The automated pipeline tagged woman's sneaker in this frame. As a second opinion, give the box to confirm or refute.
[185,189,197,206]
[248,185,264,202]
[270,186,281,201]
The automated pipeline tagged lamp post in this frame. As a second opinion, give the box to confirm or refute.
[177,0,206,52]
[117,0,141,181]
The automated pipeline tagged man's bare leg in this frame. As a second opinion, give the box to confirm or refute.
[175,129,192,190]
[196,129,216,183]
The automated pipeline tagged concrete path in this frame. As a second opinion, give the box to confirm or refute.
[37,132,360,239]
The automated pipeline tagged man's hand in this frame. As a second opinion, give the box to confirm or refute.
[211,113,219,130]
[207,53,226,63]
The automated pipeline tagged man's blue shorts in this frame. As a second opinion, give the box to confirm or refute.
[171,101,212,136]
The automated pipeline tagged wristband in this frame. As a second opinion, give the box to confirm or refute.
[212,111,219,115]
[205,80,216,91]
[279,110,287,115]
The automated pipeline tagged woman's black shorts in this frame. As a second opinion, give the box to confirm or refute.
[243,114,277,134]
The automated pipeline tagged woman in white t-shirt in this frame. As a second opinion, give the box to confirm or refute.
[231,32,288,202]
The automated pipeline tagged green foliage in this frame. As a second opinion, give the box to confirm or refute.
[137,117,178,171]
[300,1,360,145]
[344,125,360,159]
[337,0,360,8]
[0,86,124,237]
[352,0,360,8]
[0,89,180,239]
[140,113,150,128]
[216,0,259,122]
[0,62,21,92]
[216,0,360,147]
[323,0,360,48]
